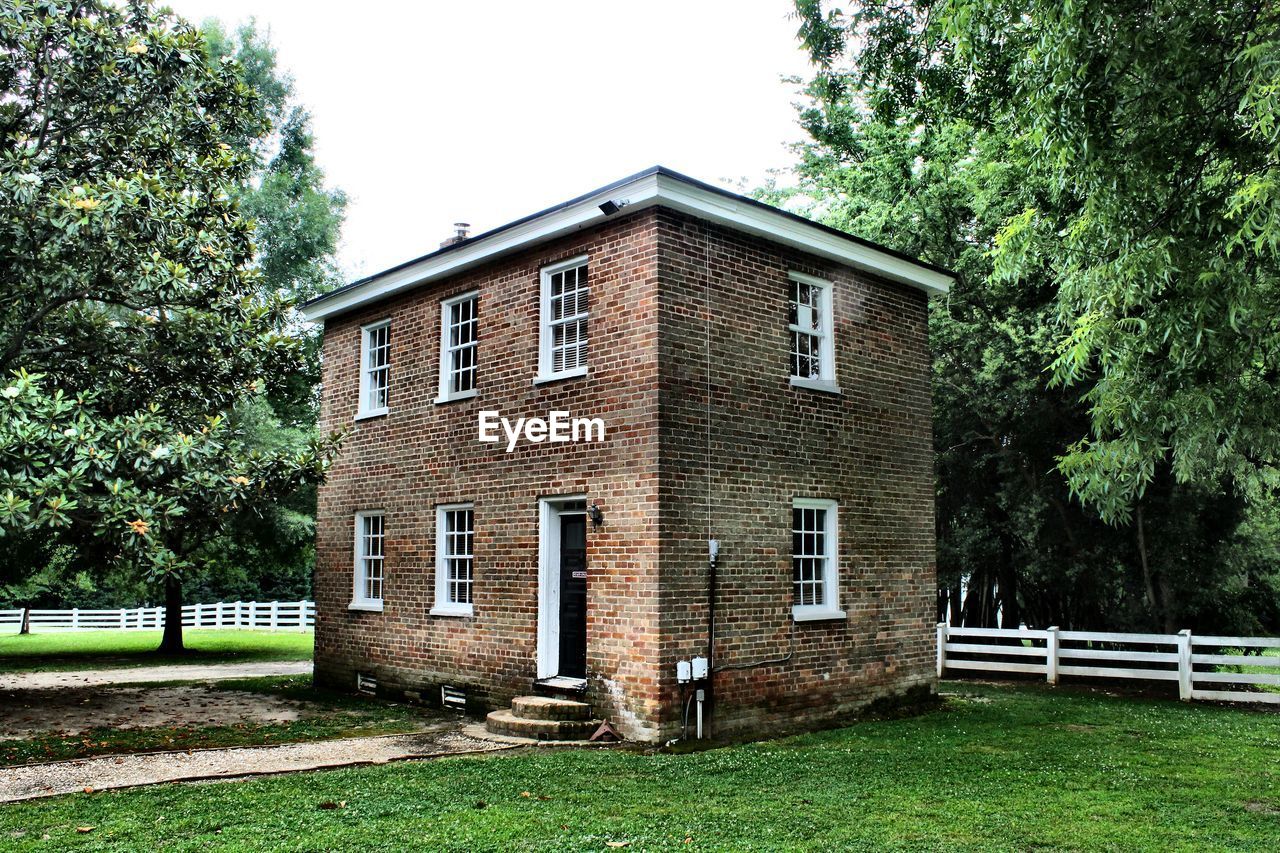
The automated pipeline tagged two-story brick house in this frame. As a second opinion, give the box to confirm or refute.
[302,167,952,742]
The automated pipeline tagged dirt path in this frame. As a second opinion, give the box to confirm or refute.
[0,660,311,691]
[0,685,315,738]
[0,727,513,802]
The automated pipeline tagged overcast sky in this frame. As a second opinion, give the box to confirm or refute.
[163,0,815,281]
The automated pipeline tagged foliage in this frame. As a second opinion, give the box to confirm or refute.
[0,2,343,623]
[1,682,1277,848]
[781,0,1280,633]
[795,0,1280,522]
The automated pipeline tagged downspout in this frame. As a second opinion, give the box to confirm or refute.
[703,220,716,739]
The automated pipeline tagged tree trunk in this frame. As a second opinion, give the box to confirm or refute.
[157,575,185,654]
[1135,505,1163,630]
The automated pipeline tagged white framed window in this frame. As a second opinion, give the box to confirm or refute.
[437,291,479,403]
[351,511,385,611]
[431,503,474,617]
[537,255,589,382]
[792,498,845,621]
[357,320,391,418]
[788,272,839,393]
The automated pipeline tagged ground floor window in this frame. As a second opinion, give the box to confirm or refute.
[352,511,385,611]
[432,503,475,616]
[792,498,845,621]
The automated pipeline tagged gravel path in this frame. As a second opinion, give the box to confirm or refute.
[0,727,512,802]
[0,660,311,691]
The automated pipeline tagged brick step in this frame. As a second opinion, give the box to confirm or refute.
[485,709,601,741]
[511,695,592,721]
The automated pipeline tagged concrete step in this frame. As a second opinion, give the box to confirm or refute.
[485,709,601,741]
[511,695,592,721]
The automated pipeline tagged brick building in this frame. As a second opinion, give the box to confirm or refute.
[302,167,952,742]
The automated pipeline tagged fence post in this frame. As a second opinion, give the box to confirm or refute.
[936,623,947,678]
[234,600,242,628]
[1177,629,1193,701]
[299,600,309,631]
[1046,626,1060,684]
[194,602,202,628]
[269,600,279,630]
[71,607,79,630]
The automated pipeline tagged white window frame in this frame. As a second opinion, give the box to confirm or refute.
[791,498,846,622]
[787,271,840,394]
[350,511,385,612]
[536,254,590,383]
[431,502,475,617]
[436,290,480,403]
[356,319,391,419]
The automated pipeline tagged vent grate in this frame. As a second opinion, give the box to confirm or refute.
[356,673,377,695]
[441,684,466,710]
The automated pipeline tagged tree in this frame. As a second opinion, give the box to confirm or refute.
[0,0,339,651]
[795,0,1280,522]
[781,0,1280,633]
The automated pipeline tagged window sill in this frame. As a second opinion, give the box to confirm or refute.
[429,605,474,618]
[348,600,384,612]
[789,377,842,395]
[792,607,847,623]
[354,408,389,422]
[434,389,477,405]
[534,367,588,386]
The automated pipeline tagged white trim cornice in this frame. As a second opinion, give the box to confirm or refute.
[302,168,951,322]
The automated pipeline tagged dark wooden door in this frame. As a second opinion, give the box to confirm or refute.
[558,514,587,678]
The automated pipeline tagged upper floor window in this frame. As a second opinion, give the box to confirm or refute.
[792,498,845,621]
[788,272,839,393]
[358,320,391,418]
[538,256,589,382]
[438,291,479,402]
[351,511,385,611]
[431,503,475,617]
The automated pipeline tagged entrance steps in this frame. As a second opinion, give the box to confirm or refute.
[485,696,601,741]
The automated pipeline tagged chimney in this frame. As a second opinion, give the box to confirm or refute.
[440,222,470,248]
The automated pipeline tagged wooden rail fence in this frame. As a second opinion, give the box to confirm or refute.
[0,600,315,633]
[938,623,1280,704]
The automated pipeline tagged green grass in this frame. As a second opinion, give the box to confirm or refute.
[0,676,428,768]
[0,629,313,672]
[2,681,1277,850]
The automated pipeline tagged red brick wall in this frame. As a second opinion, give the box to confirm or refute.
[312,205,936,743]
[314,210,664,739]
[654,209,936,739]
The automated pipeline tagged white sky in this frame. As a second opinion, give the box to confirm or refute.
[163,0,815,281]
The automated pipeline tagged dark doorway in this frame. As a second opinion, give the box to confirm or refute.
[557,513,587,679]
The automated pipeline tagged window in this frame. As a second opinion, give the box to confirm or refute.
[538,256,589,381]
[352,512,385,611]
[787,272,839,393]
[792,498,845,621]
[432,503,474,617]
[358,320,391,417]
[437,291,479,402]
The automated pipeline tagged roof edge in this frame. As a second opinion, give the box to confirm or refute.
[302,166,953,322]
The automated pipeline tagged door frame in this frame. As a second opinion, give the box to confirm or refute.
[536,495,588,681]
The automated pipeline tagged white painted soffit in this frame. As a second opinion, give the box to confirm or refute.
[301,171,952,322]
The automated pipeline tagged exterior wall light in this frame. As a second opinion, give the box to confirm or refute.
[589,501,604,526]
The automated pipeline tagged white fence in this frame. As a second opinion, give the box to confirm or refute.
[938,623,1280,705]
[0,600,315,633]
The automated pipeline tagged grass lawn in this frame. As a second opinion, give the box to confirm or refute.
[2,682,1277,851]
[0,676,431,768]
[0,629,313,672]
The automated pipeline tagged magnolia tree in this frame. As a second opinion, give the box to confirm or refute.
[0,0,339,651]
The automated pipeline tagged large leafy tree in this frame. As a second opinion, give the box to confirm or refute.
[781,0,1280,633]
[0,0,338,651]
